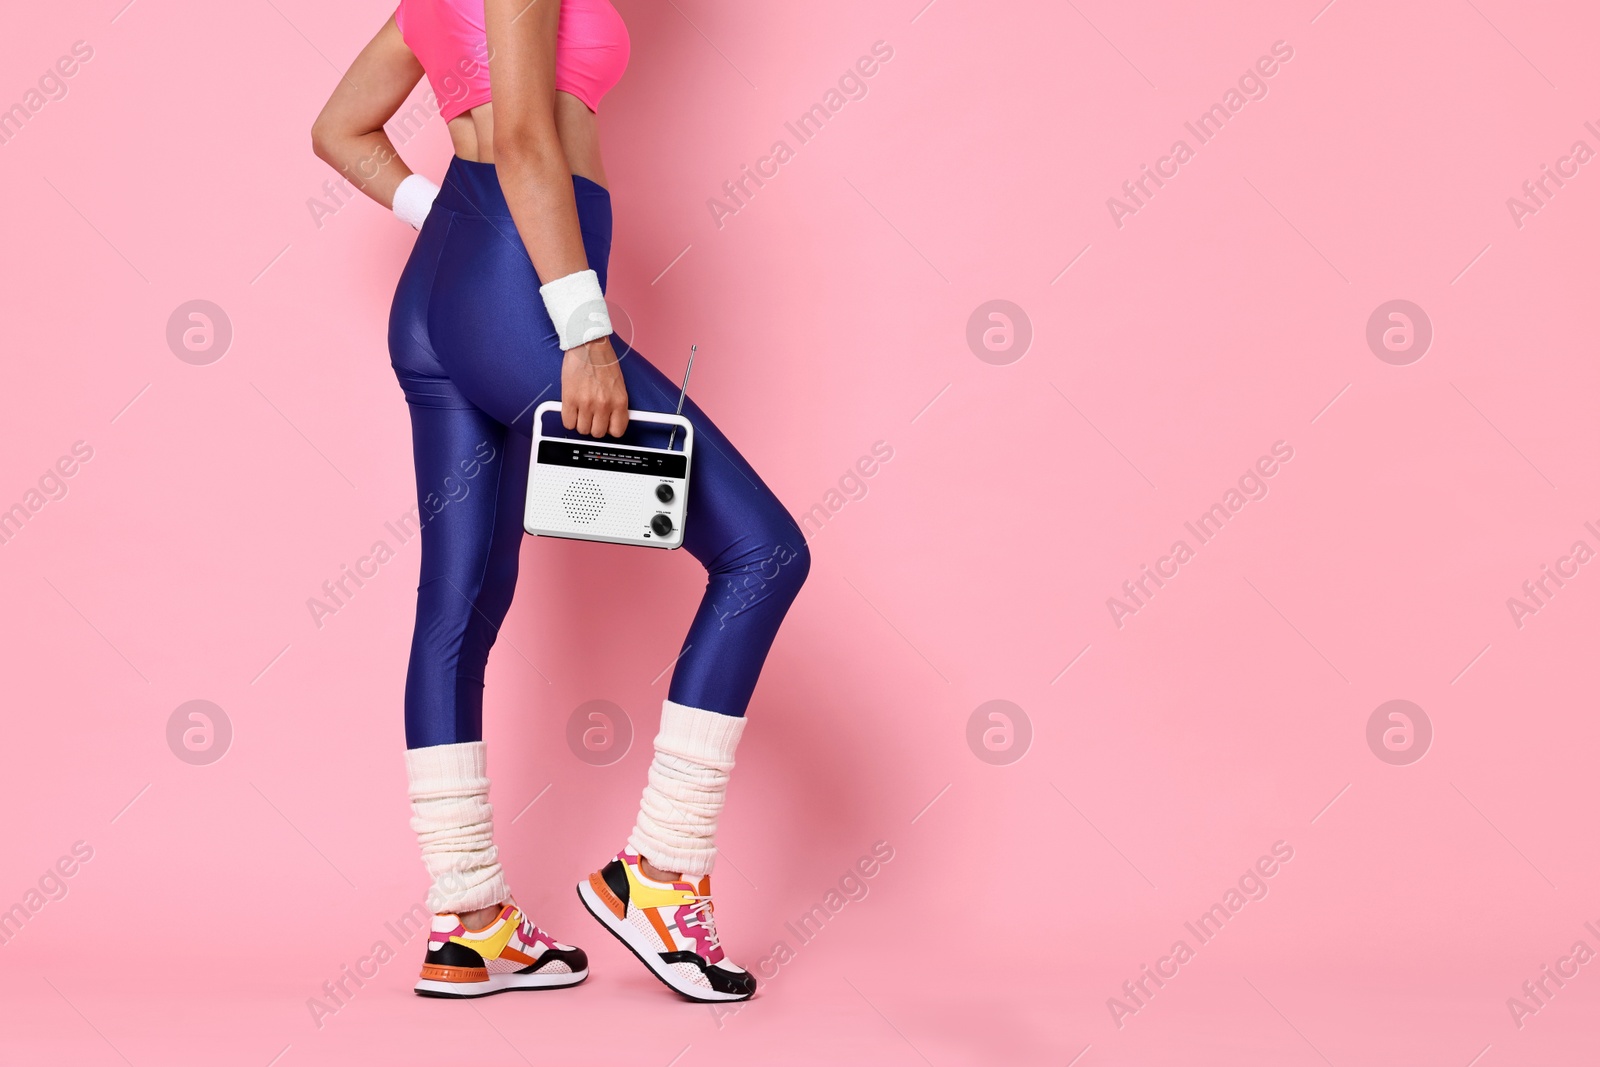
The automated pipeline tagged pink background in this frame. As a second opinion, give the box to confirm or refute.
[3,0,1598,1064]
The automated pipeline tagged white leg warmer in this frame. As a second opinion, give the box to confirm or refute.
[406,741,510,914]
[628,700,747,878]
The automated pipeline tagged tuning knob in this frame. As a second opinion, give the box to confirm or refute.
[655,482,675,503]
[651,514,674,537]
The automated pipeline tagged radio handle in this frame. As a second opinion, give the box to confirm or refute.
[531,401,692,446]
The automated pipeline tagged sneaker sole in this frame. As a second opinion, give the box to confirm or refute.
[414,967,588,998]
[576,878,752,1003]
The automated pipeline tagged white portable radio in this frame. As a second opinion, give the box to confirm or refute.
[523,346,697,550]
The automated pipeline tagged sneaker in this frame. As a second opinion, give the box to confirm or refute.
[414,901,588,998]
[577,849,755,1002]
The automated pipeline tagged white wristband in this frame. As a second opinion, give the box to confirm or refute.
[393,173,440,230]
[539,269,613,351]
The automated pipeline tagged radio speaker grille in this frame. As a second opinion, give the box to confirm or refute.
[561,478,605,524]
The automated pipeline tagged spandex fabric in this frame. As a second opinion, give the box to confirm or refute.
[389,157,809,749]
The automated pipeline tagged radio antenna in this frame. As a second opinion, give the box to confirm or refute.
[667,344,695,451]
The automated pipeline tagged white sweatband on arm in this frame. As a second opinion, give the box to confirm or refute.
[393,173,441,230]
[539,269,614,351]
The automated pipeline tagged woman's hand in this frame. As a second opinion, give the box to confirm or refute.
[561,337,630,438]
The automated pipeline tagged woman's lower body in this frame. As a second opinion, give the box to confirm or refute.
[388,157,808,1001]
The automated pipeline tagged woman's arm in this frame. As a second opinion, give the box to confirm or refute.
[310,18,424,210]
[483,0,587,282]
[486,0,629,438]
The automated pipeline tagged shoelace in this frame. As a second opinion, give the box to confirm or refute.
[684,893,722,954]
[515,911,545,945]
[501,899,540,945]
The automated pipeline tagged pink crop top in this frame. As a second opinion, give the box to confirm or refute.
[394,0,629,122]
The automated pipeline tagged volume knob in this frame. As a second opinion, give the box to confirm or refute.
[651,514,674,537]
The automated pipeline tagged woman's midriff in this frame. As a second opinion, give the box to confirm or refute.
[446,92,607,189]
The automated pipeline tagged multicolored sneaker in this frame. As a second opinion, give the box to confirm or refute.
[414,901,588,998]
[577,849,755,1003]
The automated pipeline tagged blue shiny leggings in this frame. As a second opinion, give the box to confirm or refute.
[388,157,810,749]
